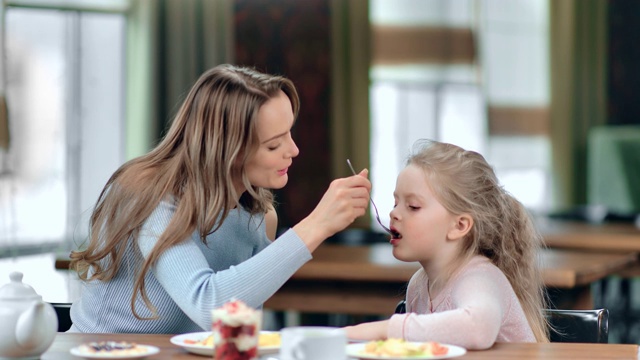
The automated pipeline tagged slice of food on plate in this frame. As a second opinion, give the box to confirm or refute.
[78,341,148,355]
[258,332,281,347]
[181,331,280,348]
[70,341,160,359]
[361,338,449,357]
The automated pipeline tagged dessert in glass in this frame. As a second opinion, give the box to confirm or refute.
[211,299,261,360]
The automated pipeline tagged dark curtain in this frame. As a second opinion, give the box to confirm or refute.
[126,0,232,154]
[234,0,332,229]
[549,0,608,208]
[608,0,640,126]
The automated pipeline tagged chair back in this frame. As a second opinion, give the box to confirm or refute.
[545,308,609,343]
[394,300,608,343]
[49,302,73,332]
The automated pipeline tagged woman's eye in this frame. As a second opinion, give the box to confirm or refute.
[267,144,279,151]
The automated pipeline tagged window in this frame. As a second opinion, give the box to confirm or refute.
[369,0,550,229]
[0,2,127,256]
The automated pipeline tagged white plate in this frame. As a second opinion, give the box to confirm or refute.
[70,343,160,360]
[346,342,466,360]
[169,331,280,356]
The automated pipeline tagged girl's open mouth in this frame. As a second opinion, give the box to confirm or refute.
[390,228,402,242]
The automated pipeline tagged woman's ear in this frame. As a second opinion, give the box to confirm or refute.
[447,214,473,241]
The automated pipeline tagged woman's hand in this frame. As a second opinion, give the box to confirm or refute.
[293,169,371,251]
[344,320,390,341]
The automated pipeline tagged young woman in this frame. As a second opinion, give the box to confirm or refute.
[345,140,548,349]
[68,64,371,333]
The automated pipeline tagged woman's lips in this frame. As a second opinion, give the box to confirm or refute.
[277,167,288,176]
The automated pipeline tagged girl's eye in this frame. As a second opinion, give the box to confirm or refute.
[408,205,420,211]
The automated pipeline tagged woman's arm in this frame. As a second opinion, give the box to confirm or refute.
[137,171,370,330]
[138,201,311,330]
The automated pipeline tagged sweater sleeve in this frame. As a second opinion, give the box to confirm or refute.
[387,269,506,350]
[137,202,312,330]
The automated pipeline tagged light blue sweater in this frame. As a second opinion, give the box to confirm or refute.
[69,200,311,333]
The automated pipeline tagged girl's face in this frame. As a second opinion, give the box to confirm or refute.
[243,90,299,191]
[389,164,459,268]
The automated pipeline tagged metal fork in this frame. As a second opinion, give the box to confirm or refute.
[346,159,392,235]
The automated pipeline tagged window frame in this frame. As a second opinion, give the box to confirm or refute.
[0,0,130,258]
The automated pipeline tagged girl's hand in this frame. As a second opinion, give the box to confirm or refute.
[344,320,390,341]
[293,169,371,251]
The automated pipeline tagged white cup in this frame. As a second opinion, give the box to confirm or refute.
[280,326,347,360]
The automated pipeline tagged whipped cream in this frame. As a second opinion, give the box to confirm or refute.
[211,300,261,327]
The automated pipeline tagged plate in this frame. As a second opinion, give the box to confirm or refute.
[346,342,466,360]
[70,343,160,360]
[169,331,280,356]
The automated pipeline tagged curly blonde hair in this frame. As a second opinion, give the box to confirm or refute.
[407,139,549,342]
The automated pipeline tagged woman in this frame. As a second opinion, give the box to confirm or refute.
[68,64,371,333]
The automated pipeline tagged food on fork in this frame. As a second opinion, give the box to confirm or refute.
[211,299,261,360]
[361,338,449,357]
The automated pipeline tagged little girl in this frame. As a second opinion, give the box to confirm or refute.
[345,140,549,349]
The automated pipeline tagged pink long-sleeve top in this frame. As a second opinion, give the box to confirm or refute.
[388,255,536,349]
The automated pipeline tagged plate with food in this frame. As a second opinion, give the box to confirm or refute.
[70,341,160,360]
[169,330,281,356]
[346,338,466,359]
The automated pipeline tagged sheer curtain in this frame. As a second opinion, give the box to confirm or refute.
[369,0,484,230]
[329,0,371,229]
[549,0,608,208]
[0,5,126,256]
[127,0,233,155]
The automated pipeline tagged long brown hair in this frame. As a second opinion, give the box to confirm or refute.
[69,64,300,319]
[407,139,549,342]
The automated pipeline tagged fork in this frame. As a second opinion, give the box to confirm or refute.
[346,159,392,235]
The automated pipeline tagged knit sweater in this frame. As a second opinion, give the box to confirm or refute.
[68,200,311,333]
[388,256,536,349]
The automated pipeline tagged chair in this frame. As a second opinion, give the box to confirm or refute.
[49,302,73,332]
[545,308,609,343]
[394,299,608,343]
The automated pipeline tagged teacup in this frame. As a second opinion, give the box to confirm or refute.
[280,326,347,360]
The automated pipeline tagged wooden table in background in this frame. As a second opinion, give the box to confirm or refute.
[539,219,640,252]
[51,226,639,312]
[539,219,640,278]
[44,333,640,360]
[264,244,638,315]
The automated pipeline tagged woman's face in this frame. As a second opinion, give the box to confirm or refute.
[242,90,299,191]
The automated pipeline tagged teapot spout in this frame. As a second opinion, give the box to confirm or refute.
[16,301,58,349]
